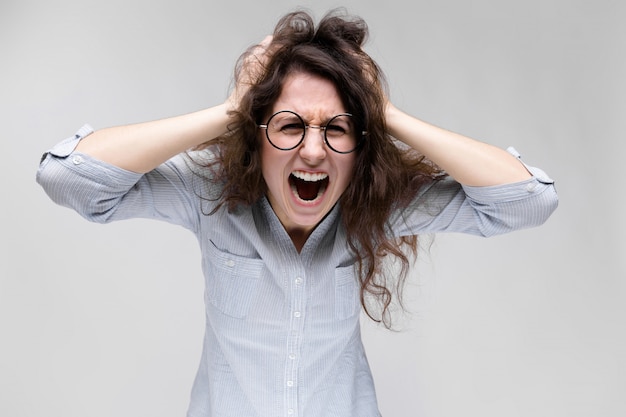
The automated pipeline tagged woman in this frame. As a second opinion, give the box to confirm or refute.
[37,10,557,417]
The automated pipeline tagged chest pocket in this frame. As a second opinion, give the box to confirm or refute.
[204,241,265,319]
[334,265,361,320]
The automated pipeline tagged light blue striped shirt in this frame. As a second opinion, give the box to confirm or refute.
[37,125,558,417]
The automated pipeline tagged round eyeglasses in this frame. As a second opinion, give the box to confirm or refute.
[258,110,366,154]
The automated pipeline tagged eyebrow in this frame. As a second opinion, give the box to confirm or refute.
[278,110,347,123]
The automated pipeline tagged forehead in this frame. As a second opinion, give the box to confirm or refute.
[272,72,346,118]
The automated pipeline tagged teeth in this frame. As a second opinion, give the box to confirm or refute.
[292,171,328,182]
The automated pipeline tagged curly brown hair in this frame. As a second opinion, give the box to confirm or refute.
[195,9,443,327]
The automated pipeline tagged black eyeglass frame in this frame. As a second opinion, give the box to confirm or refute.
[258,110,367,154]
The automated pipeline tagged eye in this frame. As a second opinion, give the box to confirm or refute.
[280,122,305,135]
[271,115,304,136]
[325,124,347,137]
[325,115,353,138]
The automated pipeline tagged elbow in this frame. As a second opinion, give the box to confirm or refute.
[526,185,559,234]
[477,184,559,237]
[537,185,559,225]
[522,183,559,230]
[36,160,118,224]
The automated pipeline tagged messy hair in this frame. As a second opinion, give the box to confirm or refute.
[196,9,442,327]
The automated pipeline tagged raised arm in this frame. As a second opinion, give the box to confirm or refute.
[75,36,273,174]
[385,102,532,186]
[74,104,232,173]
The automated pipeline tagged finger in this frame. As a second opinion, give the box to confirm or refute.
[248,36,273,69]
[259,35,273,48]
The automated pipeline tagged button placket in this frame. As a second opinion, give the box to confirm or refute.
[284,269,305,416]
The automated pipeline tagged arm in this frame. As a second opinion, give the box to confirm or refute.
[75,36,273,174]
[384,103,557,237]
[385,102,532,186]
[37,126,207,230]
[75,104,231,173]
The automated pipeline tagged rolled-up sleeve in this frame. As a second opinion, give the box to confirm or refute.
[389,148,558,237]
[36,125,203,232]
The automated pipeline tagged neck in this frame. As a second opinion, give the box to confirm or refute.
[286,227,312,253]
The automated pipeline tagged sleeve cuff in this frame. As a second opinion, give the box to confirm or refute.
[506,146,554,184]
[462,147,555,203]
[47,124,94,158]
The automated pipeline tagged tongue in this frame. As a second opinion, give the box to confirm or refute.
[294,178,320,201]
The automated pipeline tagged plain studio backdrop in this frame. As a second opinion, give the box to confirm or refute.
[1,0,624,416]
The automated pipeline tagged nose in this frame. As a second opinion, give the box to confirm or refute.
[298,126,327,163]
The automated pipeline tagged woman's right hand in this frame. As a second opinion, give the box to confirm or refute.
[73,37,274,173]
[226,35,273,112]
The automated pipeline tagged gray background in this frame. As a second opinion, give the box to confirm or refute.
[2,0,624,416]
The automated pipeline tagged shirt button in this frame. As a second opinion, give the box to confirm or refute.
[289,353,296,360]
[525,182,537,192]
[71,155,83,165]
[293,311,301,318]
[225,259,235,267]
[294,277,303,285]
[287,380,294,387]
[287,409,294,415]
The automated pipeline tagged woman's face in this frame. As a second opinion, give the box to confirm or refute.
[260,72,357,237]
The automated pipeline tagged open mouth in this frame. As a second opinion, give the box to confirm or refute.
[289,171,329,202]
